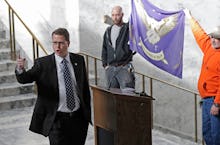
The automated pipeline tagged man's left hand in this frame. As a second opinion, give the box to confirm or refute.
[210,104,220,115]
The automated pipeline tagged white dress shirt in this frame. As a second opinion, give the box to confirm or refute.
[55,53,80,112]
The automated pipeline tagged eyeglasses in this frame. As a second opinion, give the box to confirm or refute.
[52,41,67,46]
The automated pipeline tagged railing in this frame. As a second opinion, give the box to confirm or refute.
[79,52,203,144]
[2,0,203,144]
[4,0,48,61]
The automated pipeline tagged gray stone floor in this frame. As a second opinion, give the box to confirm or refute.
[0,107,201,145]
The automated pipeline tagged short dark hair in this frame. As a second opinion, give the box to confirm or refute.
[52,28,70,42]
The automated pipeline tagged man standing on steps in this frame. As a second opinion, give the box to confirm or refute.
[101,5,135,91]
[184,9,220,145]
[15,28,91,145]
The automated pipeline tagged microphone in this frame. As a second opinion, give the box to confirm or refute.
[134,91,150,97]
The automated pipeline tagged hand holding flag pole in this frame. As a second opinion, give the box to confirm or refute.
[183,8,192,20]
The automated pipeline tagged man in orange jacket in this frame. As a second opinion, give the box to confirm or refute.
[184,9,220,145]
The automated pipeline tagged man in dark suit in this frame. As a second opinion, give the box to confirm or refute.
[15,28,91,145]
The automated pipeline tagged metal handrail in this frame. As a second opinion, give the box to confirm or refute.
[79,52,199,95]
[4,0,48,61]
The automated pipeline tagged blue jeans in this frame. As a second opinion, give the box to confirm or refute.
[105,63,135,89]
[202,97,220,145]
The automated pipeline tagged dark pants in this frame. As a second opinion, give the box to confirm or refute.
[49,109,89,145]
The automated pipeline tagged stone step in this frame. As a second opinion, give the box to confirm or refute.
[0,93,36,111]
[0,82,34,98]
[0,49,12,60]
[0,39,9,49]
[0,71,17,84]
[0,106,33,120]
[0,60,16,72]
[0,107,32,130]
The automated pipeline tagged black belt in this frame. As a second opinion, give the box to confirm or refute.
[56,109,81,118]
[111,62,128,67]
[204,96,215,99]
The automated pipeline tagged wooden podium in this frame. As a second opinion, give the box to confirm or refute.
[91,85,154,145]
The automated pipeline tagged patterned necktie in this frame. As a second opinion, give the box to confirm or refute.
[62,58,75,110]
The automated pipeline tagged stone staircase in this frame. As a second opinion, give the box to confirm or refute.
[0,24,36,111]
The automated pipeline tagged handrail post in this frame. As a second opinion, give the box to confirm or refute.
[8,7,16,60]
[149,78,153,97]
[8,7,12,56]
[194,94,198,142]
[142,75,145,93]
[12,11,16,60]
[36,44,39,58]
[94,58,98,85]
[149,77,154,131]
[32,38,36,60]
[86,55,89,80]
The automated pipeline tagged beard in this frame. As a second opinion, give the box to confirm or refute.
[113,18,123,26]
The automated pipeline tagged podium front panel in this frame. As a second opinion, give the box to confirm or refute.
[116,96,152,145]
[93,87,117,130]
[91,85,153,145]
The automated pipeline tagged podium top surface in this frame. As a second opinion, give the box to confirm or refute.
[90,85,154,101]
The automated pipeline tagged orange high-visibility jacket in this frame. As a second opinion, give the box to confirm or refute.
[190,17,220,104]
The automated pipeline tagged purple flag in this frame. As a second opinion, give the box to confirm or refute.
[130,0,185,78]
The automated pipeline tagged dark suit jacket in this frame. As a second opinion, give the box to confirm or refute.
[15,53,91,136]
